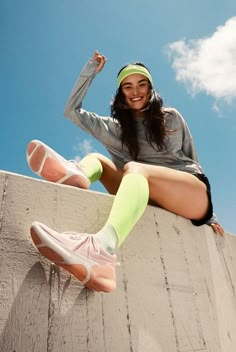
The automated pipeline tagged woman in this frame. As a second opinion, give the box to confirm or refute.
[27,50,224,293]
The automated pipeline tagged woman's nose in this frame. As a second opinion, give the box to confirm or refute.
[131,86,139,95]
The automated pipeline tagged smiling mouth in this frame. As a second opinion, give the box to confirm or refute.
[131,97,142,102]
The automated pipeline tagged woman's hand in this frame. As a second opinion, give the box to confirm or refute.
[93,50,107,73]
[210,223,225,236]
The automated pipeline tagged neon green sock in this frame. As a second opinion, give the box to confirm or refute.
[96,173,149,252]
[78,155,103,183]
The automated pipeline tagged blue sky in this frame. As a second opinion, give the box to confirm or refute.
[1,0,236,234]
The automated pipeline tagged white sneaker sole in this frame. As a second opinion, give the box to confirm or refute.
[27,140,90,188]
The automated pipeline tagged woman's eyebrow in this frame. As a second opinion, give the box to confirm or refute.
[121,82,132,87]
[121,78,148,87]
[138,79,148,84]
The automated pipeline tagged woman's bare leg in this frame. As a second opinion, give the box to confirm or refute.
[124,162,209,221]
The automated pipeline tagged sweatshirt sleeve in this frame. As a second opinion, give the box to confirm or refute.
[63,58,118,142]
[64,58,99,119]
[179,113,199,163]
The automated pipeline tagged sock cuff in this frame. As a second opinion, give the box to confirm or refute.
[78,155,103,183]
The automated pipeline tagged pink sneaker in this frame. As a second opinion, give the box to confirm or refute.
[27,140,90,189]
[30,221,118,292]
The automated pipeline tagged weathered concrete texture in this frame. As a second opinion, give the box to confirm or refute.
[0,170,236,352]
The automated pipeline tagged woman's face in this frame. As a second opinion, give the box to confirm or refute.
[121,73,150,112]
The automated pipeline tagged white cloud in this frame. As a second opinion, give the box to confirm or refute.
[73,138,96,161]
[166,17,236,109]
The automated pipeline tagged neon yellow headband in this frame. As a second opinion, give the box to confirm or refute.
[117,64,153,87]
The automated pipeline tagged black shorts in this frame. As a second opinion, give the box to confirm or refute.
[191,173,213,226]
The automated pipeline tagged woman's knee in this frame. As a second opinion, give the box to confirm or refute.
[87,153,115,168]
[87,152,106,160]
[124,161,146,175]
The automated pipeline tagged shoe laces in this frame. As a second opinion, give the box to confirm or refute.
[63,231,86,239]
[68,160,88,177]
[62,232,118,265]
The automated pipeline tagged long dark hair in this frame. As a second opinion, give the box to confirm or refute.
[111,62,167,159]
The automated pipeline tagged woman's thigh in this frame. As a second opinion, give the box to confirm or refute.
[124,162,209,220]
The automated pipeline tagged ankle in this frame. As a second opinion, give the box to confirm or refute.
[95,224,118,254]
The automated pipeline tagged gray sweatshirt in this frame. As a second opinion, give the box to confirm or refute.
[64,58,218,224]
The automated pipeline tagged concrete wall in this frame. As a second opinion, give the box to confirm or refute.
[0,170,236,352]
